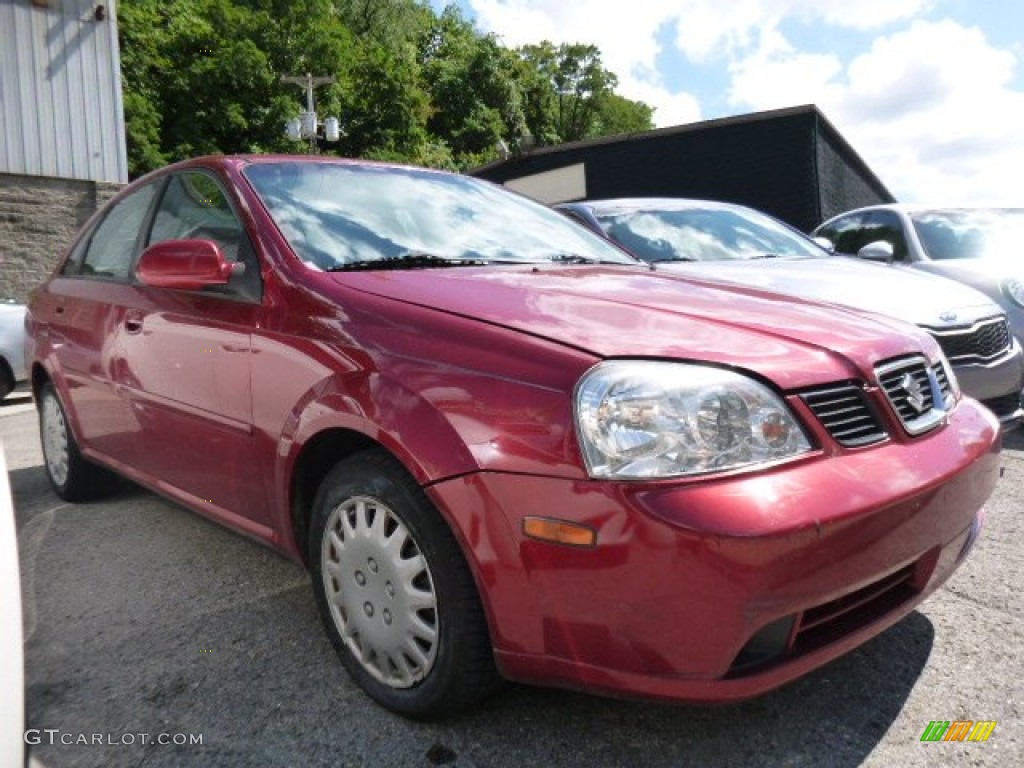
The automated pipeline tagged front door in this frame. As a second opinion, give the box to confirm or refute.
[115,170,270,528]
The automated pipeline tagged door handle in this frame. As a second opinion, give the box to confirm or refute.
[124,311,144,334]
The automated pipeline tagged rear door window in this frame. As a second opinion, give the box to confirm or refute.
[79,184,159,279]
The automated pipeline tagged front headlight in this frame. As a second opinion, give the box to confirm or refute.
[1002,278,1024,308]
[575,361,812,479]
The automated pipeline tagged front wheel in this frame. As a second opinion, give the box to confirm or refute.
[38,382,119,501]
[309,449,498,718]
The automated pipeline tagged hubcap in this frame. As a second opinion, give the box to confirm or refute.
[41,392,70,487]
[321,495,438,688]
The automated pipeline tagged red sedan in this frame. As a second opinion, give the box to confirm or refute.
[24,155,1000,718]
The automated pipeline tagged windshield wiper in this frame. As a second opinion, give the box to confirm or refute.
[326,252,492,271]
[546,252,632,265]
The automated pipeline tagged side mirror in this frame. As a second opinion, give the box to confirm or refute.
[811,236,835,253]
[136,239,243,290]
[857,240,895,264]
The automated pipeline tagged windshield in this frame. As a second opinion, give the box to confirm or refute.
[910,209,1024,261]
[593,205,826,263]
[243,161,637,270]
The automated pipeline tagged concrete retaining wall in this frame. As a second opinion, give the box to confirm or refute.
[0,173,122,302]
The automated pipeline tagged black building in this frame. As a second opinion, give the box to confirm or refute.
[470,104,895,233]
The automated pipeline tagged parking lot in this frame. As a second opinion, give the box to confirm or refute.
[3,393,1022,768]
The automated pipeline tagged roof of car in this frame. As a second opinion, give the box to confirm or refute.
[824,203,1024,218]
[130,154,468,187]
[558,198,750,213]
[817,204,1024,232]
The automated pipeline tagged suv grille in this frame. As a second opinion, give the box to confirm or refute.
[927,316,1012,363]
[800,385,886,447]
[876,356,946,435]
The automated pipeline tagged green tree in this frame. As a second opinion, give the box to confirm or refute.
[119,0,316,175]
[516,41,652,145]
[593,92,655,136]
[117,1,652,176]
[418,7,526,167]
[335,0,433,47]
[339,40,434,162]
[118,0,173,175]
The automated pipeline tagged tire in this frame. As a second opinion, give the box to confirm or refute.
[0,361,14,400]
[309,449,498,718]
[38,382,120,501]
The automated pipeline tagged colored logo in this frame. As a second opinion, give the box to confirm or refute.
[920,720,997,742]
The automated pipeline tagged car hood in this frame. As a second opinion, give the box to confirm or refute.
[336,266,932,391]
[657,256,1000,329]
[911,258,1017,290]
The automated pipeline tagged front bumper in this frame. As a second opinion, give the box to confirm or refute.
[427,398,1001,703]
[952,341,1024,427]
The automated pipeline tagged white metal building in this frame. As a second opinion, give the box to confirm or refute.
[0,0,127,183]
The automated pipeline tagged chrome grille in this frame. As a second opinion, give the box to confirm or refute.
[932,363,953,409]
[876,357,946,435]
[927,316,1011,363]
[800,385,886,447]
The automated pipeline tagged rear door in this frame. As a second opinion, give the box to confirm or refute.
[41,182,161,464]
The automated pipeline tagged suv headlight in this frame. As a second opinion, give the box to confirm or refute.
[1002,278,1024,309]
[575,361,812,479]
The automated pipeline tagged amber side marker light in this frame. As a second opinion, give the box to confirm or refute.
[522,516,597,548]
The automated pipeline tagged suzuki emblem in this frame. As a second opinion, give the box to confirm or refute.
[899,372,928,414]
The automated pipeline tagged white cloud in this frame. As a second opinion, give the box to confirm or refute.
[462,2,1024,205]
[464,0,930,127]
[727,18,1024,204]
[467,1,704,125]
[806,0,934,30]
[466,1,931,64]
[626,83,702,127]
[670,0,932,60]
[727,28,844,107]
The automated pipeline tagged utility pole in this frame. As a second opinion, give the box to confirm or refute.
[281,74,339,153]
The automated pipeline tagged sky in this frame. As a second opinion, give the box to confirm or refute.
[431,0,1024,207]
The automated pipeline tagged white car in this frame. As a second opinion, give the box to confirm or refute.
[0,444,25,766]
[1,302,28,399]
[814,206,1024,348]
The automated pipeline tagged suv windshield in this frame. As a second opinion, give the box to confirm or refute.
[243,161,637,270]
[910,208,1024,261]
[593,205,826,263]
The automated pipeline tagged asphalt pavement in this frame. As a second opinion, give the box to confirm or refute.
[3,392,1022,768]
